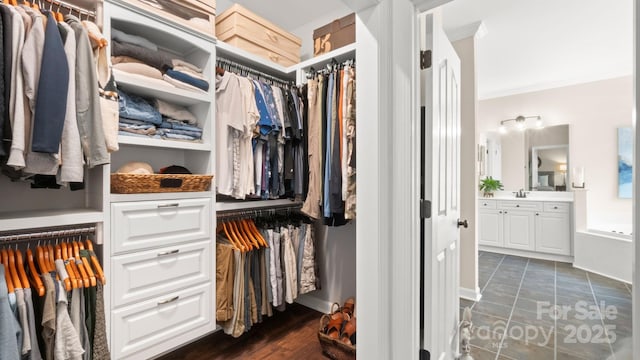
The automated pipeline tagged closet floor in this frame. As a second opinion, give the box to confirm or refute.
[463,251,632,360]
[156,303,328,360]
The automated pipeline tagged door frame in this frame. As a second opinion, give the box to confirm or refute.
[349,0,454,359]
[633,0,639,350]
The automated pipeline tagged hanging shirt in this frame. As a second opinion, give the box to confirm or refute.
[216,72,244,196]
[0,265,21,360]
[6,6,27,171]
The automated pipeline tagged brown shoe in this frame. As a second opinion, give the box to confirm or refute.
[341,297,355,318]
[340,317,356,345]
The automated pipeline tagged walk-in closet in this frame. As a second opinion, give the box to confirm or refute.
[0,0,453,358]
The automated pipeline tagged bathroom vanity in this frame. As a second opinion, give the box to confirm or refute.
[478,194,574,261]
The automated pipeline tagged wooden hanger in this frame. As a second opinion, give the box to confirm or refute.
[54,245,72,291]
[248,219,268,247]
[1,249,15,293]
[14,249,30,290]
[77,242,96,287]
[7,249,22,289]
[61,242,79,289]
[222,222,244,252]
[47,243,56,272]
[240,219,261,249]
[85,239,106,285]
[72,240,90,287]
[26,248,45,296]
[36,244,48,275]
[230,220,252,251]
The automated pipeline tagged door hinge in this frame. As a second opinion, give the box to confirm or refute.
[419,349,430,360]
[420,199,432,219]
[420,50,432,70]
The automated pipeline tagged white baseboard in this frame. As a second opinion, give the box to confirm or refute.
[479,245,574,263]
[295,294,334,314]
[459,286,482,302]
[572,264,633,285]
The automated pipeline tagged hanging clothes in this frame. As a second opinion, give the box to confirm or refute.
[216,213,317,338]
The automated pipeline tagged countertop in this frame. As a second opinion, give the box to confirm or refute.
[478,192,574,202]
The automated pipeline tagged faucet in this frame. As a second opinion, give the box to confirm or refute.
[513,189,528,198]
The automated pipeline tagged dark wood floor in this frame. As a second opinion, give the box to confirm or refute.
[157,303,330,360]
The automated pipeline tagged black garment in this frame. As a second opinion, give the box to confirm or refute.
[32,11,69,154]
[0,5,11,160]
[301,85,309,197]
[329,71,344,214]
[111,40,173,72]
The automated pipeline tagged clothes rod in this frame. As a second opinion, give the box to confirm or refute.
[0,225,96,243]
[216,57,292,86]
[217,202,303,220]
[44,0,97,18]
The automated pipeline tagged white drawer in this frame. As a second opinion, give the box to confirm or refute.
[498,200,543,211]
[111,283,214,360]
[111,198,211,254]
[478,199,497,209]
[543,202,570,213]
[111,240,212,307]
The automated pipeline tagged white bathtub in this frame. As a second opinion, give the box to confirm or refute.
[573,228,632,284]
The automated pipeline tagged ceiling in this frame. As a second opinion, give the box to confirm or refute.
[441,0,633,99]
[214,0,633,100]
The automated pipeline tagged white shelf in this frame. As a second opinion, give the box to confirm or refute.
[216,199,302,212]
[297,43,357,71]
[111,192,213,203]
[0,209,104,232]
[216,41,295,80]
[114,69,211,106]
[117,135,210,151]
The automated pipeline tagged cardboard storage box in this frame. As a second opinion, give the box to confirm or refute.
[313,13,355,56]
[123,0,216,37]
[216,4,301,67]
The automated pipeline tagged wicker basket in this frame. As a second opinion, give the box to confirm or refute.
[111,173,213,193]
[317,303,356,360]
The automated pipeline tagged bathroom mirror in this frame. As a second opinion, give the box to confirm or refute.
[482,124,570,191]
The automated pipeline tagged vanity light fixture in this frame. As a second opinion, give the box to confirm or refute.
[499,115,543,133]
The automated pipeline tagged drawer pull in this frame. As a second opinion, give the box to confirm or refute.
[516,204,520,207]
[553,206,558,209]
[269,53,280,62]
[266,31,279,42]
[157,296,179,305]
[157,203,179,208]
[157,249,179,257]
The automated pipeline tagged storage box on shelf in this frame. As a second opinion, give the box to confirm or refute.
[113,0,216,38]
[216,3,301,67]
[313,13,355,57]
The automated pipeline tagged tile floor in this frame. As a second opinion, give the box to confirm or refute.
[462,251,632,360]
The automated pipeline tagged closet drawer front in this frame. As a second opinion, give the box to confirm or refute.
[497,200,543,211]
[543,202,570,213]
[111,198,211,254]
[112,283,214,360]
[478,199,497,209]
[112,240,212,307]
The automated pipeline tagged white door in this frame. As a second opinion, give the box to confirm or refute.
[420,11,462,360]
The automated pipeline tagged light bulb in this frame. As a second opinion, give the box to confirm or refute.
[517,122,525,131]
[499,125,506,134]
[535,118,543,128]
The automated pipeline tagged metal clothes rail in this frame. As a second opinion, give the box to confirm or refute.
[216,57,293,87]
[216,202,303,220]
[0,225,96,243]
[42,0,97,19]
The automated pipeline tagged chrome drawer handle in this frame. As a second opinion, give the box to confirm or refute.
[157,203,179,208]
[157,249,179,257]
[157,296,179,305]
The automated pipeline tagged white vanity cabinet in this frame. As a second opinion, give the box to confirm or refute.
[479,198,572,258]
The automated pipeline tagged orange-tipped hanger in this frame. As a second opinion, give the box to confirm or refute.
[61,242,79,289]
[47,243,56,274]
[248,219,268,247]
[54,244,72,291]
[78,241,96,287]
[26,245,45,296]
[222,222,243,252]
[14,247,30,290]
[240,219,260,249]
[36,242,48,276]
[72,239,89,288]
[9,0,18,6]
[7,249,22,289]
[1,248,15,293]
[84,239,105,285]
[230,220,251,251]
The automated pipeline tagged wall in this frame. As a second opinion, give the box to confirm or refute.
[452,36,479,299]
[478,76,633,228]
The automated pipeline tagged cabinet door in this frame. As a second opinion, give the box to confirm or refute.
[478,209,503,247]
[503,210,535,251]
[536,212,571,255]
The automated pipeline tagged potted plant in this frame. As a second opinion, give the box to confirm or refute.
[479,176,504,198]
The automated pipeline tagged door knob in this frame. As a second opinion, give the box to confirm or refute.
[457,219,468,228]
